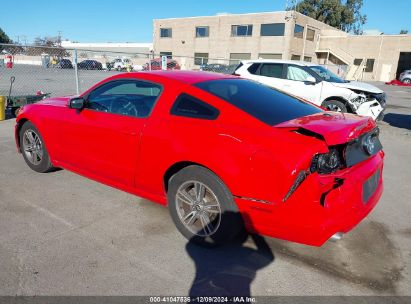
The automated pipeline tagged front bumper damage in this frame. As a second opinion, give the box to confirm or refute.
[349,92,387,121]
[355,99,385,121]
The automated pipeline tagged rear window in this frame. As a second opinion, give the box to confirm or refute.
[194,79,322,125]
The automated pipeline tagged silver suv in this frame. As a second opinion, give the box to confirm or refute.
[399,70,411,84]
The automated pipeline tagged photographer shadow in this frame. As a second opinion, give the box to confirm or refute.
[186,212,274,298]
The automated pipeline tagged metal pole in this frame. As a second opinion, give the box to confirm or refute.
[302,26,307,60]
[74,49,80,95]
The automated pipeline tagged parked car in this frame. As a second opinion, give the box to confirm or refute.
[234,59,386,120]
[200,63,239,75]
[56,59,73,69]
[399,70,411,84]
[107,58,134,71]
[15,71,384,247]
[77,60,103,70]
[200,63,228,73]
[143,58,181,71]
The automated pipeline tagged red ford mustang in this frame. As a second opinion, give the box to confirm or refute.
[15,71,384,246]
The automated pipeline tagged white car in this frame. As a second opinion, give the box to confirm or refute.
[112,58,134,71]
[234,59,386,120]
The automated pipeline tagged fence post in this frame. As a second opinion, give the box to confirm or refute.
[74,49,80,95]
[149,51,153,71]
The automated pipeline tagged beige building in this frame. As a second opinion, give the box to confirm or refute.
[153,11,411,81]
[317,33,411,81]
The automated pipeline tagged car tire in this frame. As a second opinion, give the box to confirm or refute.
[322,100,347,113]
[403,78,411,84]
[167,165,243,247]
[19,121,54,173]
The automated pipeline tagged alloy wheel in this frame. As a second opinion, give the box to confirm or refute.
[22,129,43,166]
[326,104,343,112]
[175,181,221,237]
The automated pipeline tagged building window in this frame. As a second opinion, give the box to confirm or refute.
[196,26,209,38]
[194,53,209,65]
[231,25,253,37]
[260,23,285,36]
[291,55,301,61]
[294,24,304,38]
[160,52,172,59]
[365,59,375,72]
[303,56,312,62]
[160,28,172,38]
[258,53,282,59]
[229,53,251,65]
[354,58,363,65]
[306,28,315,41]
[353,58,375,72]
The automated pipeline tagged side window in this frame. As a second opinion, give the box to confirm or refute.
[171,94,219,120]
[86,80,162,118]
[247,63,260,75]
[286,66,312,81]
[259,64,283,78]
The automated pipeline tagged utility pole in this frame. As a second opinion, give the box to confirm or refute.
[285,0,298,21]
[57,31,62,47]
[21,35,27,46]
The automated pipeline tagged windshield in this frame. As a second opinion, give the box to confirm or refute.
[195,79,322,126]
[309,65,346,83]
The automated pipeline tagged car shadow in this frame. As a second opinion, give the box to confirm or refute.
[186,212,274,298]
[383,113,411,130]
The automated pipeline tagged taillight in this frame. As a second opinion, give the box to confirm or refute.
[310,148,342,174]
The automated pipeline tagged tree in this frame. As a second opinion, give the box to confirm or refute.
[0,27,12,44]
[26,36,68,57]
[290,0,367,34]
[400,29,409,34]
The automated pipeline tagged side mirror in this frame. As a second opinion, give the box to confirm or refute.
[69,97,85,110]
[304,76,317,85]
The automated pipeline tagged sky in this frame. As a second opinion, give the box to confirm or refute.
[2,0,408,43]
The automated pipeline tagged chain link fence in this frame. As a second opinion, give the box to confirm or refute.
[0,44,240,99]
[1,43,348,101]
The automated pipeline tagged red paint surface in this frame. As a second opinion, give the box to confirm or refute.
[16,71,384,246]
[385,79,411,86]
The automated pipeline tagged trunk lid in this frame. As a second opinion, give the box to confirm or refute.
[275,112,375,145]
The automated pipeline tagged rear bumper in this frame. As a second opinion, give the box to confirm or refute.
[235,151,384,246]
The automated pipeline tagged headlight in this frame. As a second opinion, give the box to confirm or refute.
[350,94,366,108]
[311,148,341,174]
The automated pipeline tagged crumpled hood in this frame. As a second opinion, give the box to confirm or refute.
[275,112,376,145]
[331,81,383,94]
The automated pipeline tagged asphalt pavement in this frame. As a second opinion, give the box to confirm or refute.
[0,81,410,296]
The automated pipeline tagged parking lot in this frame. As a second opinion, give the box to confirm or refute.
[0,65,121,97]
[0,81,410,296]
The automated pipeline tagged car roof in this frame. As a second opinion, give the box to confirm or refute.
[241,59,318,67]
[132,70,238,84]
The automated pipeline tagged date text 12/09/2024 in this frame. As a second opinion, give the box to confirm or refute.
[149,296,256,302]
